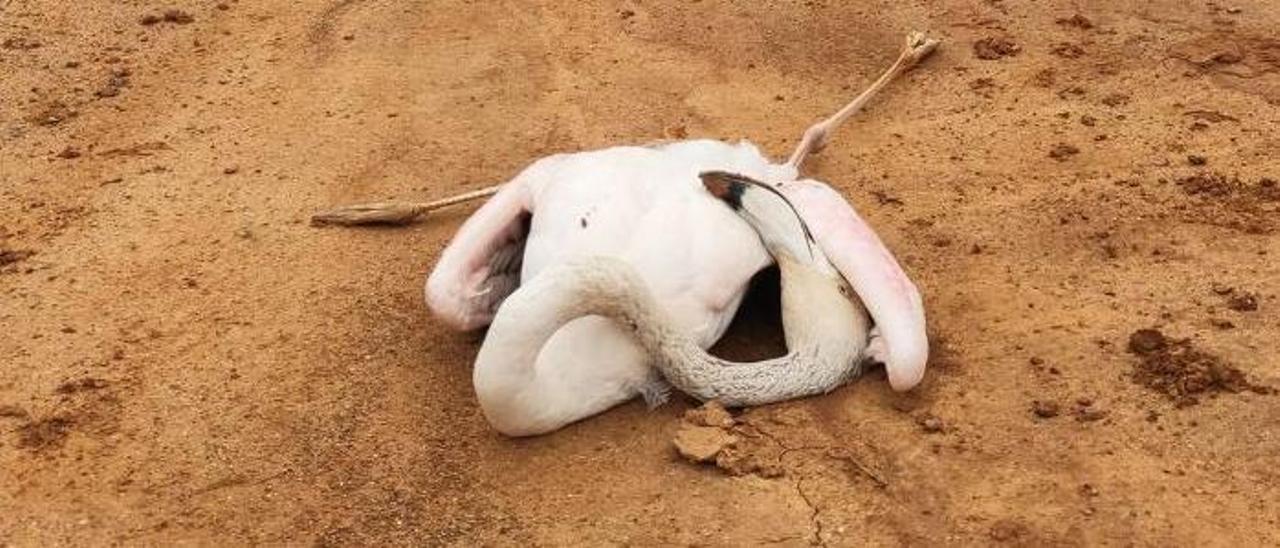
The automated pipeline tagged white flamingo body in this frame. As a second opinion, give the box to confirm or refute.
[429,141,797,432]
[426,140,926,435]
[410,33,940,436]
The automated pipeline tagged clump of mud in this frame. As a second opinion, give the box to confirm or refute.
[1171,172,1280,234]
[973,36,1021,60]
[0,248,36,268]
[672,401,783,477]
[1127,328,1273,407]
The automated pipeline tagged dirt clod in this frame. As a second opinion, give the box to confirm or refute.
[1051,42,1086,58]
[683,400,734,428]
[1048,143,1080,160]
[0,249,36,268]
[56,378,109,394]
[0,404,29,419]
[974,37,1021,60]
[673,424,736,463]
[142,10,195,26]
[1056,14,1095,29]
[18,416,75,449]
[1226,292,1258,312]
[1127,328,1167,354]
[1127,328,1273,406]
[1032,400,1061,418]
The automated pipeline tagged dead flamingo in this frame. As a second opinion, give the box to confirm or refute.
[315,32,938,436]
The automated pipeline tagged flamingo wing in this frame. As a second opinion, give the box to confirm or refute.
[780,180,929,391]
[425,175,536,331]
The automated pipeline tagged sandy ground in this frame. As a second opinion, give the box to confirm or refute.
[3,0,1279,545]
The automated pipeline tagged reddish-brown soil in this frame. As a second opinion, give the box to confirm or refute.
[3,1,1278,545]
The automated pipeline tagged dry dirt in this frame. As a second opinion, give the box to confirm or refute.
[3,0,1279,546]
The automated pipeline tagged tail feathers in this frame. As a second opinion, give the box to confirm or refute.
[637,376,672,409]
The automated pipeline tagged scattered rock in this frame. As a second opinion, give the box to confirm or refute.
[990,519,1030,541]
[1048,143,1080,160]
[974,37,1021,60]
[969,77,998,97]
[1032,68,1056,87]
[0,249,36,268]
[95,68,131,98]
[1177,172,1233,197]
[31,101,77,126]
[142,9,195,26]
[1187,154,1207,166]
[1127,328,1167,354]
[1226,292,1258,312]
[56,378,109,395]
[1076,406,1108,422]
[56,146,82,159]
[1032,400,1061,418]
[1127,328,1273,406]
[1080,114,1097,126]
[1051,42,1086,58]
[2,37,43,50]
[1056,14,1095,29]
[0,404,28,419]
[18,416,75,449]
[1101,93,1131,107]
[223,165,240,175]
[1209,318,1236,330]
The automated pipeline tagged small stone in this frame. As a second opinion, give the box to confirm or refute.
[1187,155,1207,166]
[1032,400,1061,418]
[223,166,240,175]
[56,146,81,159]
[673,424,736,463]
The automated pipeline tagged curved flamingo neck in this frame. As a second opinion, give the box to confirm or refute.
[473,256,869,436]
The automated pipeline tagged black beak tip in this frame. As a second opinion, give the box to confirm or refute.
[699,171,745,210]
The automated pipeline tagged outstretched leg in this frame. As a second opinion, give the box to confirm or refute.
[786,31,939,170]
[311,184,503,226]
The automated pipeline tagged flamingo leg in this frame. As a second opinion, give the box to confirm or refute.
[786,31,939,170]
[311,184,504,226]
